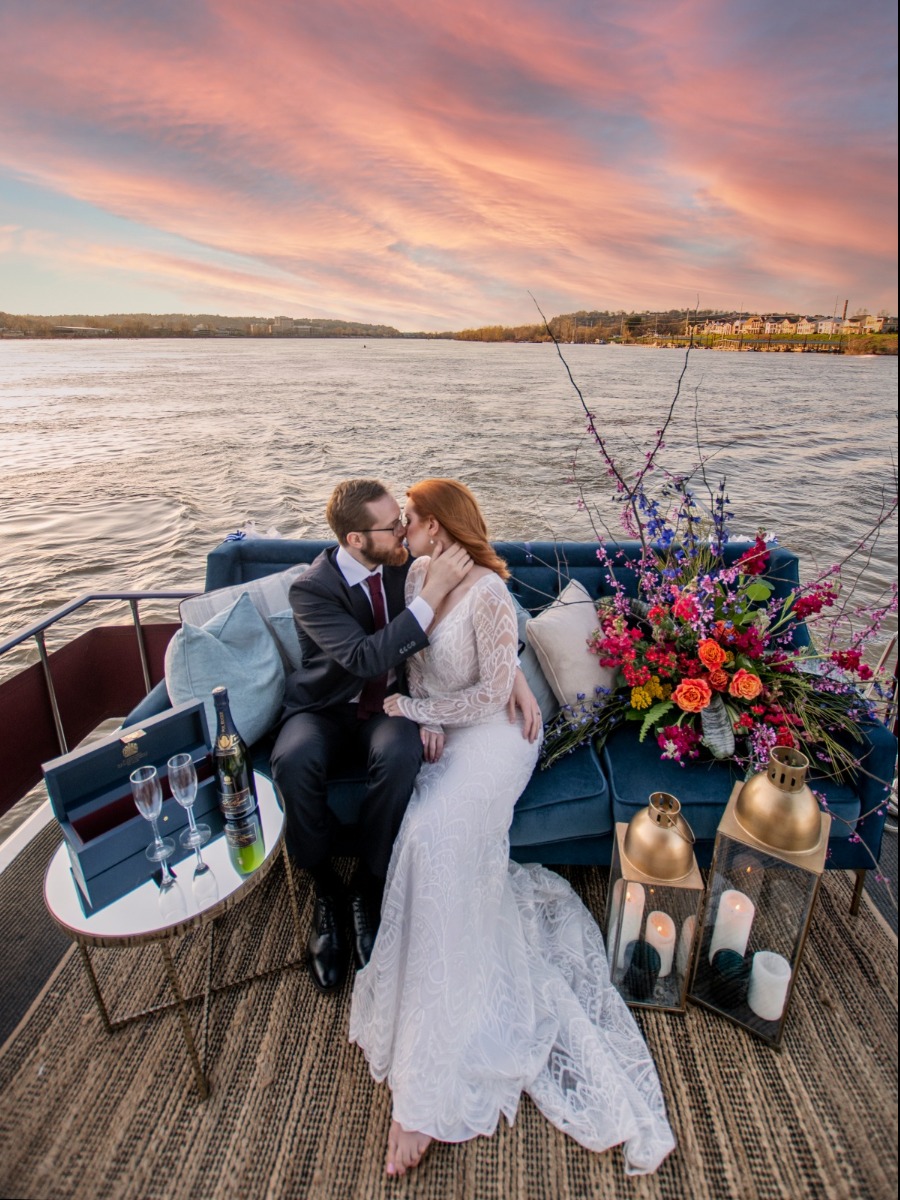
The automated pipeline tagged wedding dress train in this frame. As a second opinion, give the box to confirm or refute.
[349,562,675,1175]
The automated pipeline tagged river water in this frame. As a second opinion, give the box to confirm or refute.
[1,338,897,682]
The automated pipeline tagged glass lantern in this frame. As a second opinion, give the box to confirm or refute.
[688,747,831,1048]
[604,792,704,1012]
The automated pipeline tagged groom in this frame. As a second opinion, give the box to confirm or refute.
[271,478,481,992]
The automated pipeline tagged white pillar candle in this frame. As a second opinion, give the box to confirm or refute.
[607,878,624,954]
[747,950,792,1022]
[614,881,646,971]
[676,915,696,978]
[646,911,676,978]
[708,889,755,964]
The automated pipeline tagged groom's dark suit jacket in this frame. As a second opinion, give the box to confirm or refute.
[280,547,430,721]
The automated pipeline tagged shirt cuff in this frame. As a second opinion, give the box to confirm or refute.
[407,595,434,631]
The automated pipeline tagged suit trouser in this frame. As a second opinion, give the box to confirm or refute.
[270,704,423,879]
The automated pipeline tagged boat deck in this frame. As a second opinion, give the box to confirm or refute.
[0,821,896,1199]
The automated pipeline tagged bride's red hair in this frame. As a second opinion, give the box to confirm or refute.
[407,479,510,580]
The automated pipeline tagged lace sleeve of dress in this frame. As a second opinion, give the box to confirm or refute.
[403,557,431,705]
[396,576,518,728]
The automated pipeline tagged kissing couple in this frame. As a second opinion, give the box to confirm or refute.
[271,477,675,1177]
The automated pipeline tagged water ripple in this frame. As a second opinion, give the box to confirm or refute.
[1,341,896,662]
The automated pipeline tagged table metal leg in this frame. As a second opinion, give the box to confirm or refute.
[77,943,113,1033]
[159,940,209,1100]
[199,920,216,1074]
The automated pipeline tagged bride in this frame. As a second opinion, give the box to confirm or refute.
[348,478,675,1178]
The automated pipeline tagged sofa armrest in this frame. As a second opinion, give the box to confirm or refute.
[122,680,172,729]
[851,720,898,864]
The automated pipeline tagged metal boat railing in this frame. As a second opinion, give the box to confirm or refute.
[0,591,192,760]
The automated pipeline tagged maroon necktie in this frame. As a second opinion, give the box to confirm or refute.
[358,573,389,719]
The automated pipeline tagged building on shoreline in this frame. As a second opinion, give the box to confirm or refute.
[692,312,897,338]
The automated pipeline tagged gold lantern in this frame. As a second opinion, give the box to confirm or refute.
[688,747,831,1048]
[604,792,704,1012]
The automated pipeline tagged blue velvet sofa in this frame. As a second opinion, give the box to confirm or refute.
[125,538,896,908]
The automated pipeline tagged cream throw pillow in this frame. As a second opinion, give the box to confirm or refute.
[525,579,616,709]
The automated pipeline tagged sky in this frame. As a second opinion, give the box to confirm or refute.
[0,0,896,331]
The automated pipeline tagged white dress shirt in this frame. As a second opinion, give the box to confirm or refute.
[334,545,433,698]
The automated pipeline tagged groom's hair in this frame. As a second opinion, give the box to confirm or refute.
[326,478,389,544]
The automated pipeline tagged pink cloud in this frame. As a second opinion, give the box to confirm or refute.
[0,0,894,323]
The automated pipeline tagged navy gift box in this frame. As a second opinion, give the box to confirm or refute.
[42,700,219,912]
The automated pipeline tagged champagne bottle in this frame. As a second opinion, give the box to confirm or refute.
[224,810,266,875]
[211,686,257,820]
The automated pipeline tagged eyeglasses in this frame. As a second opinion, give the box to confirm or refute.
[357,517,407,535]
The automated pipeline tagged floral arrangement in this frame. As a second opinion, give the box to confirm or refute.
[547,520,891,781]
[536,322,898,790]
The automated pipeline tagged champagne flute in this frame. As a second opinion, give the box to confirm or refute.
[158,856,188,920]
[167,753,210,849]
[130,765,176,862]
[191,846,219,906]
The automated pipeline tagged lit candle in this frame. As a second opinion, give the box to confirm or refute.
[611,881,645,971]
[646,911,676,977]
[747,951,792,1022]
[708,889,755,964]
[676,915,696,977]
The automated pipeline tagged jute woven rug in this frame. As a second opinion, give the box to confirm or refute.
[0,861,896,1200]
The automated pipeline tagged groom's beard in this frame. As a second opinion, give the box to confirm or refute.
[362,536,409,568]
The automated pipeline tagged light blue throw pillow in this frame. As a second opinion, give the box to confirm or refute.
[509,593,559,724]
[268,609,303,672]
[164,592,285,745]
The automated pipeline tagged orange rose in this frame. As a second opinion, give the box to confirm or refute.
[729,669,763,700]
[673,678,712,713]
[698,639,727,669]
[707,668,729,692]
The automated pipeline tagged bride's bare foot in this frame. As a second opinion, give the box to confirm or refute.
[386,1119,433,1176]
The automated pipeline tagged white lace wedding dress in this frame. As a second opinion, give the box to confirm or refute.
[349,560,675,1175]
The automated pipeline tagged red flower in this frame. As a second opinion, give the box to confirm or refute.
[707,668,729,692]
[657,724,702,762]
[733,627,765,657]
[831,649,874,680]
[672,592,700,622]
[736,535,770,576]
[623,662,651,687]
[646,644,678,677]
[793,583,838,621]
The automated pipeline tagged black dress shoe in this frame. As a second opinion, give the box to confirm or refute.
[307,895,347,992]
[349,891,379,969]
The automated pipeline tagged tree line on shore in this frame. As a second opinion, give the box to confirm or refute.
[1,307,896,355]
